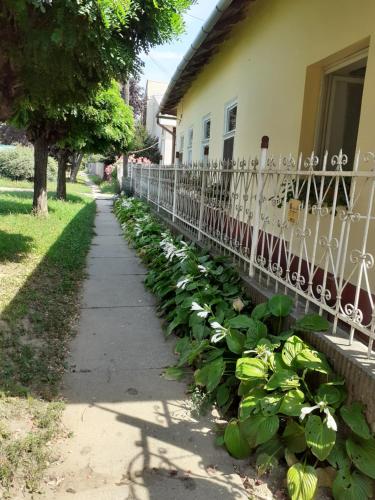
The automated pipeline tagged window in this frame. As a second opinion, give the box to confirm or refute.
[223,100,237,161]
[179,135,184,164]
[187,127,193,165]
[223,137,234,161]
[317,54,367,167]
[203,117,211,140]
[201,115,211,164]
[224,102,237,135]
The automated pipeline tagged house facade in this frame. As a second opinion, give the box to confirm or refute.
[154,0,375,351]
[145,80,176,164]
[160,0,375,163]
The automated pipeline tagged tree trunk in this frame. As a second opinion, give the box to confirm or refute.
[56,150,68,200]
[33,135,49,215]
[70,152,83,182]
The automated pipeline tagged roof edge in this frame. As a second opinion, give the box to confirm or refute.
[159,0,235,115]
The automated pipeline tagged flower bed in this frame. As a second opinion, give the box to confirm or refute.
[114,196,375,500]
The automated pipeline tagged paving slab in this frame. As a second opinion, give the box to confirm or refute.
[82,274,156,308]
[43,192,247,500]
[87,257,147,277]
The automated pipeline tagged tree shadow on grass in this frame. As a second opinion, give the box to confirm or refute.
[0,191,44,215]
[0,230,34,263]
[0,197,96,398]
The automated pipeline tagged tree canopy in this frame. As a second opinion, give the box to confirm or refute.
[0,0,192,121]
[58,81,134,157]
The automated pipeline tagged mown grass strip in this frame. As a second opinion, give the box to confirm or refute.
[0,187,95,495]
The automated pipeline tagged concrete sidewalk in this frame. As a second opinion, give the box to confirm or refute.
[44,195,247,500]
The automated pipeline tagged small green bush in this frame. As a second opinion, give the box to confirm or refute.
[0,146,57,181]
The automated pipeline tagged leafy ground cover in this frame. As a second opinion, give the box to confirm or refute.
[114,196,375,500]
[0,188,95,496]
[0,174,92,194]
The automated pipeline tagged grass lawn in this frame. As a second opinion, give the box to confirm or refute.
[0,174,92,195]
[0,187,96,496]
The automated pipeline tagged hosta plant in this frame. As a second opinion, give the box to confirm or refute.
[114,196,375,500]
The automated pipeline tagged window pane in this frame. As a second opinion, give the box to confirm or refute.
[204,119,211,139]
[188,128,193,146]
[227,105,237,132]
[223,136,234,161]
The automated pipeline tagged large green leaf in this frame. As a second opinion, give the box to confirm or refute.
[227,315,256,329]
[216,384,231,407]
[194,357,225,393]
[340,402,371,440]
[256,436,284,475]
[163,366,185,381]
[238,379,264,396]
[327,438,351,471]
[239,388,266,420]
[241,414,279,447]
[226,330,246,354]
[244,319,268,349]
[316,383,346,408]
[266,369,300,391]
[332,470,373,500]
[293,313,330,332]
[268,295,294,317]
[346,436,375,479]
[280,389,305,416]
[260,394,283,416]
[282,420,307,453]
[235,357,268,381]
[282,335,306,366]
[251,302,270,320]
[177,340,209,367]
[224,420,251,459]
[305,414,336,461]
[294,348,331,374]
[268,352,288,372]
[287,463,318,500]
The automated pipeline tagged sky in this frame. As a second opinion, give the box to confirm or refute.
[140,0,218,88]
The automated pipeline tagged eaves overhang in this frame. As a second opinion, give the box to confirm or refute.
[159,0,254,116]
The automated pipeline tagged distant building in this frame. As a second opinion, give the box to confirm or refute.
[145,80,176,165]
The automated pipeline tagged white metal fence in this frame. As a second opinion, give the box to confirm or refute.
[129,149,375,357]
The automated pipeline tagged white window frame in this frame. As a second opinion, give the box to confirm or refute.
[314,48,368,156]
[179,134,185,165]
[223,99,238,138]
[187,126,193,166]
[201,114,211,163]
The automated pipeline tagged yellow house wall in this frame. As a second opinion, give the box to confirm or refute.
[175,0,375,293]
[176,0,375,157]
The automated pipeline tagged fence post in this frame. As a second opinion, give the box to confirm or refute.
[157,164,161,212]
[147,166,150,201]
[130,164,133,191]
[140,165,143,198]
[249,136,269,277]
[172,166,178,222]
[198,166,207,241]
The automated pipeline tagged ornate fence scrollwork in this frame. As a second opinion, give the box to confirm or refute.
[130,149,375,357]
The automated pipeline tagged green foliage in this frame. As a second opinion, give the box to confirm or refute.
[0,0,192,121]
[0,146,56,180]
[114,196,375,500]
[58,81,134,156]
[130,122,161,163]
[287,463,318,500]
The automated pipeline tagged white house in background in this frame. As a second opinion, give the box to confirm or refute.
[145,80,176,164]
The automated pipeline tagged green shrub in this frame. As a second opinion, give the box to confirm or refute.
[0,146,57,181]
